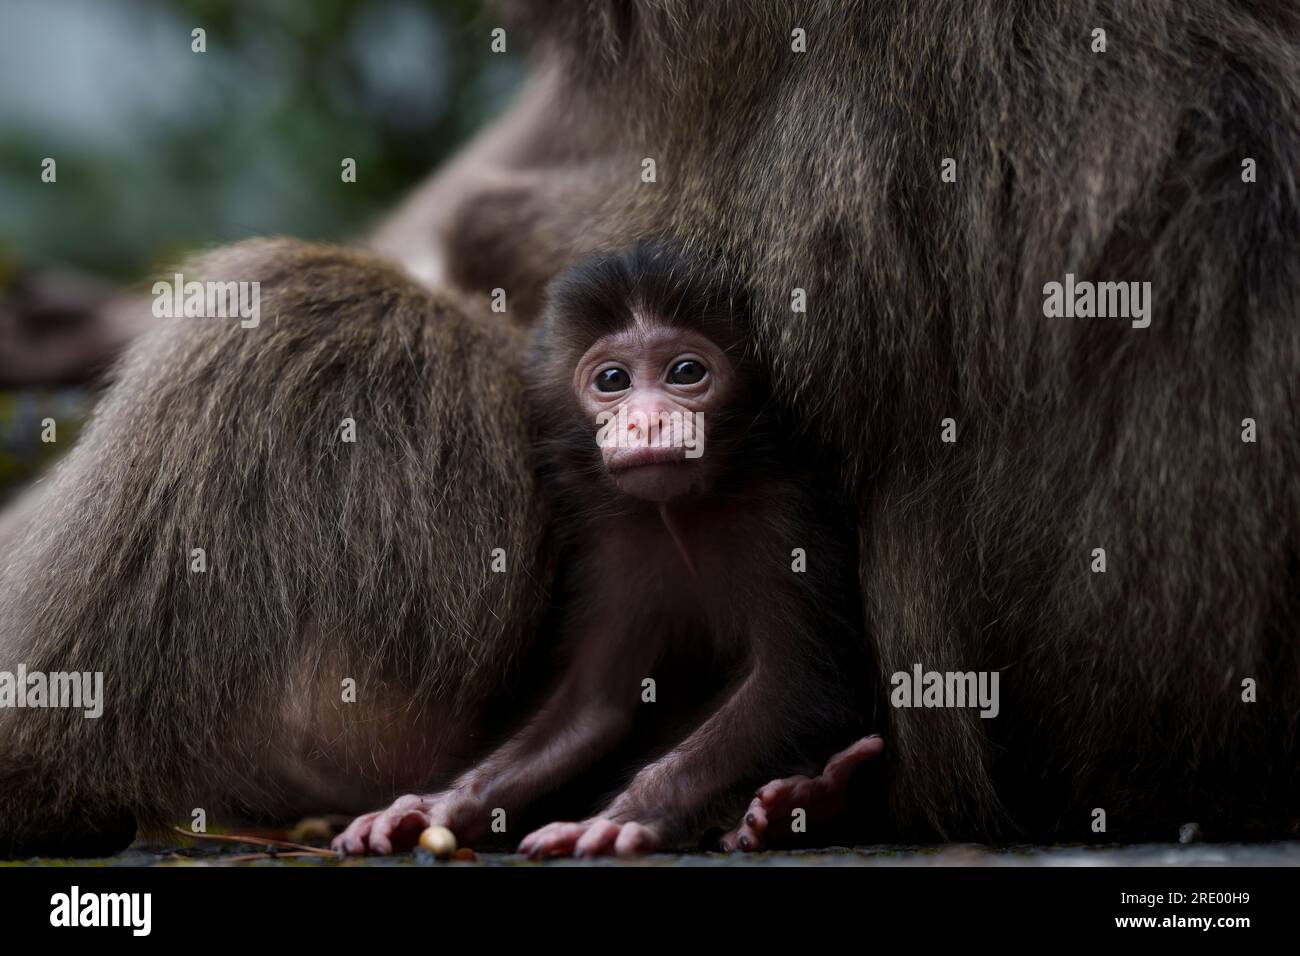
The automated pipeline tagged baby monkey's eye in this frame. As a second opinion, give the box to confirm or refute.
[595,367,631,392]
[667,359,707,385]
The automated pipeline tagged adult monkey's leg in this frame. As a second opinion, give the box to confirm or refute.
[0,239,550,855]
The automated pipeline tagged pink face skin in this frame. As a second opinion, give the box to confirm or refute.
[573,318,733,502]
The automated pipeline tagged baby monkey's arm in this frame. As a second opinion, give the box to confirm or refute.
[334,609,651,855]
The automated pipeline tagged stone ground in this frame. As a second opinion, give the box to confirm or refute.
[7,838,1300,867]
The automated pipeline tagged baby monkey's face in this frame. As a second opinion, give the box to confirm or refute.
[573,319,735,502]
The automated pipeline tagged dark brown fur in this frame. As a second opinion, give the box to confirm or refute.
[493,0,1300,841]
[2,1,1297,851]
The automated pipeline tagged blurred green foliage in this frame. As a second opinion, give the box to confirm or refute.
[0,391,91,493]
[0,0,520,277]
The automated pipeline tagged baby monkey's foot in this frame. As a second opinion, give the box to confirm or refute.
[720,735,885,852]
[518,817,662,860]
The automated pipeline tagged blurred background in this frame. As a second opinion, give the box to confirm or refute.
[0,0,521,498]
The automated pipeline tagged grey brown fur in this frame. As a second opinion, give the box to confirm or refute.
[0,241,549,853]
[2,1,1298,851]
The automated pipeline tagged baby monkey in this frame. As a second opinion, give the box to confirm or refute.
[336,243,879,857]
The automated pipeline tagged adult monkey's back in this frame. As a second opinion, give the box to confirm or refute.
[2,2,1298,854]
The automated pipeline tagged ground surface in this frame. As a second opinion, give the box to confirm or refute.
[7,840,1300,867]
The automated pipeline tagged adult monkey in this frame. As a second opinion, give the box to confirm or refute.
[2,0,1298,855]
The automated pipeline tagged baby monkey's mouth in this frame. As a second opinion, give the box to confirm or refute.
[606,446,692,472]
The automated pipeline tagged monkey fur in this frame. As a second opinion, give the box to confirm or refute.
[2,1,1298,853]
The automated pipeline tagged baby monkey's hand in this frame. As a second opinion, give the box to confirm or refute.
[332,790,487,856]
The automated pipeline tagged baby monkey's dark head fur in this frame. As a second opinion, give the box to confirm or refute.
[530,243,776,516]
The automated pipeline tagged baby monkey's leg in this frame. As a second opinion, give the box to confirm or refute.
[519,656,854,858]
